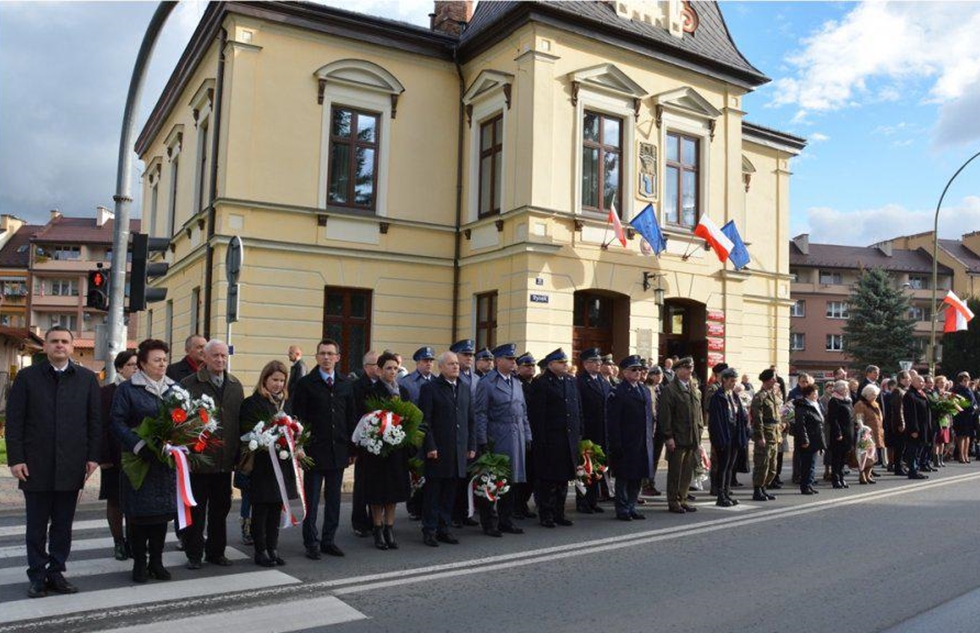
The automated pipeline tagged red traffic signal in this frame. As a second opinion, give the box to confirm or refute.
[86,268,110,311]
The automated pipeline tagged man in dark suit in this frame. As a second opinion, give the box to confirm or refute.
[287,345,308,394]
[166,334,206,383]
[419,351,476,546]
[606,355,654,521]
[528,348,582,528]
[5,325,101,598]
[449,339,480,528]
[288,338,357,559]
[350,350,380,537]
[576,347,609,514]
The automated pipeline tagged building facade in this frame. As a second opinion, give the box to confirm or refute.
[885,231,980,301]
[136,0,804,385]
[0,215,39,330]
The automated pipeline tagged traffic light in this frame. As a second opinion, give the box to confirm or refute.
[128,232,170,312]
[86,267,110,311]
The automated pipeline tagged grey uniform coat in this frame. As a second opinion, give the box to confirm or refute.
[474,369,532,483]
[399,370,432,405]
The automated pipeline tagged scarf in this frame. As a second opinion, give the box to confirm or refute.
[131,370,175,399]
[382,379,400,397]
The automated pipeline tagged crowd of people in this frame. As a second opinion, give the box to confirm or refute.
[5,326,980,599]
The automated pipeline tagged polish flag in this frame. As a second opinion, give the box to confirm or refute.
[943,290,975,333]
[608,202,627,248]
[694,216,734,263]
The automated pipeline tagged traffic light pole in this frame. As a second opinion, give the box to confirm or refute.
[106,2,176,383]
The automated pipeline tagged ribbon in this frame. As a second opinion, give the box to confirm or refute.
[467,473,504,517]
[277,425,307,528]
[165,443,197,530]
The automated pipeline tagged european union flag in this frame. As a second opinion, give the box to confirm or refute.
[628,203,667,256]
[721,220,751,270]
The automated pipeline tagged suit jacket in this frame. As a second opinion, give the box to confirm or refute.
[577,371,610,445]
[5,361,101,492]
[288,359,308,395]
[528,370,582,481]
[420,376,475,478]
[166,356,200,383]
[352,373,379,417]
[287,370,356,471]
[474,369,532,482]
[181,369,244,473]
[605,380,654,480]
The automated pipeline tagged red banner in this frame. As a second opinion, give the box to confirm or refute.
[707,337,725,351]
[707,310,725,322]
[707,352,725,367]
[707,322,725,337]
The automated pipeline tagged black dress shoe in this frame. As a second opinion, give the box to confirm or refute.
[763,491,776,500]
[909,473,928,479]
[635,498,647,505]
[353,528,370,538]
[716,497,734,507]
[668,506,686,514]
[147,561,171,580]
[650,487,663,496]
[499,524,524,534]
[321,543,345,557]
[436,531,459,544]
[45,573,78,594]
[270,550,286,566]
[628,512,646,520]
[27,580,48,598]
[577,506,595,514]
[752,488,768,501]
[616,514,633,521]
[451,520,464,528]
[422,532,439,547]
[686,494,697,502]
[462,517,480,527]
[483,528,503,537]
[185,558,203,569]
[539,519,556,528]
[801,488,815,495]
[555,517,574,526]
[255,551,276,568]
[769,481,783,489]
[680,505,697,513]
[205,555,233,566]
[591,505,605,513]
[304,547,322,560]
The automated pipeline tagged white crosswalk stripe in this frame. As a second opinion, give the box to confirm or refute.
[0,519,106,539]
[0,548,249,586]
[0,532,177,560]
[0,570,300,625]
[100,595,368,632]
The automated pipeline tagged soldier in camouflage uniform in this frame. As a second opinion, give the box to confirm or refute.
[751,368,782,501]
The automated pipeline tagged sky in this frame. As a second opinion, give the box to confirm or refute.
[0,0,978,246]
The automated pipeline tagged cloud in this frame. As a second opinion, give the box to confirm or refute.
[803,196,980,246]
[772,2,980,123]
[933,79,980,148]
[808,132,829,143]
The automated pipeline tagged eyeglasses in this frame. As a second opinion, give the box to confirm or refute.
[317,351,339,357]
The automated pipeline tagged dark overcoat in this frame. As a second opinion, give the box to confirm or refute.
[577,371,610,446]
[528,370,582,482]
[166,356,198,383]
[110,376,176,518]
[5,362,101,492]
[180,369,244,473]
[239,393,298,504]
[793,398,826,452]
[605,380,654,480]
[707,388,749,449]
[827,397,855,449]
[287,370,356,471]
[902,388,930,445]
[420,375,476,479]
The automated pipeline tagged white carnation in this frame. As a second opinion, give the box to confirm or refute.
[249,440,259,451]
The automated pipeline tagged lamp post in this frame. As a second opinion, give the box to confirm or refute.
[930,148,980,375]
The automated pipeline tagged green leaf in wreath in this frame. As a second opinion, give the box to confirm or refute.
[121,452,150,490]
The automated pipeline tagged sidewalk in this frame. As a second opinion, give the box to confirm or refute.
[0,468,103,516]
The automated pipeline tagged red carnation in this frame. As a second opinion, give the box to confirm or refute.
[496,481,505,489]
[391,414,402,426]
[277,436,288,448]
[199,409,209,423]
[171,408,188,424]
[193,439,207,453]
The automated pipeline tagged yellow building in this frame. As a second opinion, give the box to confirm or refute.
[884,231,980,301]
[136,0,804,385]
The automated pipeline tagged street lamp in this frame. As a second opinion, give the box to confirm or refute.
[930,148,980,375]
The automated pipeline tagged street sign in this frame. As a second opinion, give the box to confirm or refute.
[226,236,244,286]
[227,282,240,324]
[899,361,913,371]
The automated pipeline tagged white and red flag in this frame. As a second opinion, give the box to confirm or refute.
[694,215,734,263]
[943,290,975,333]
[608,202,627,248]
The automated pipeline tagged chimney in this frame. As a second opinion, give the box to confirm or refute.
[874,241,893,257]
[430,1,473,36]
[1,214,25,232]
[96,205,115,227]
[50,208,62,221]
[792,233,809,256]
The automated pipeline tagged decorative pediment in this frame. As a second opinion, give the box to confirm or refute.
[653,87,722,120]
[164,124,184,160]
[144,157,163,185]
[463,70,514,106]
[568,63,647,102]
[741,155,756,174]
[314,59,405,115]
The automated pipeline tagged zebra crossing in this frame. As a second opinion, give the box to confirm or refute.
[0,512,367,631]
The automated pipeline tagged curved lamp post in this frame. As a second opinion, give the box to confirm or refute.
[929,148,980,374]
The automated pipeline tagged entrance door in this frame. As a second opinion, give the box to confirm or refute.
[659,298,708,384]
[573,292,613,365]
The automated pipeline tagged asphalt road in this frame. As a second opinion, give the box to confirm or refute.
[2,464,980,633]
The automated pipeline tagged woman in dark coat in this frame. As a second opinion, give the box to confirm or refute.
[110,339,177,583]
[239,360,297,567]
[826,380,855,489]
[357,352,411,550]
[100,350,138,561]
[793,384,825,495]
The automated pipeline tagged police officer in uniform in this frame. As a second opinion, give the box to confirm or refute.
[474,348,494,378]
[606,355,654,520]
[658,356,703,514]
[576,348,609,513]
[399,347,436,405]
[528,349,581,527]
[751,369,782,501]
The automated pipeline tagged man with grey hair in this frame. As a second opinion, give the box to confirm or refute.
[180,339,244,569]
[167,334,206,383]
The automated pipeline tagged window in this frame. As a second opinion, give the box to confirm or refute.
[0,314,9,326]
[664,131,700,228]
[167,156,179,236]
[51,278,79,297]
[165,300,173,349]
[148,181,159,237]
[52,246,80,261]
[146,309,153,339]
[327,106,380,211]
[475,292,497,351]
[819,270,842,285]
[581,111,622,215]
[322,286,372,375]
[789,268,800,282]
[195,119,209,213]
[49,313,77,331]
[790,333,805,351]
[478,114,503,217]
[907,274,928,290]
[790,300,806,317]
[826,301,849,319]
[909,305,931,322]
[826,334,844,351]
[190,287,201,335]
[0,280,27,297]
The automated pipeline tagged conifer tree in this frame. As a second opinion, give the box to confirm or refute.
[842,267,915,375]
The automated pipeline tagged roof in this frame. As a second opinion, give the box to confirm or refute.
[0,326,44,347]
[939,239,980,274]
[790,242,953,275]
[0,224,44,268]
[742,121,807,154]
[31,216,140,245]
[461,1,768,87]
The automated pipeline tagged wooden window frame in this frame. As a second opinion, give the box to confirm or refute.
[475,291,498,351]
[581,110,623,216]
[322,286,373,376]
[327,105,381,213]
[478,114,503,218]
[664,131,701,229]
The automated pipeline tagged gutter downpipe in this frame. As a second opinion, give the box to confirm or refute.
[451,46,465,342]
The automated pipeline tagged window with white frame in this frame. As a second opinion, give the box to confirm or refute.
[819,270,842,285]
[164,125,183,237]
[52,246,80,261]
[316,59,403,217]
[790,300,806,317]
[907,274,928,290]
[826,301,849,319]
[790,333,805,351]
[50,278,79,297]
[826,334,844,351]
[463,69,512,222]
[49,313,77,331]
[195,118,210,213]
[664,131,700,228]
[909,305,931,322]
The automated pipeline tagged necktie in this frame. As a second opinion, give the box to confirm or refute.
[326,376,334,388]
